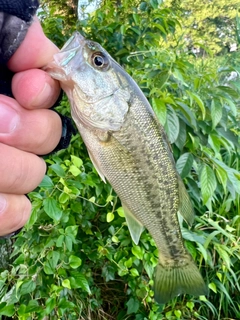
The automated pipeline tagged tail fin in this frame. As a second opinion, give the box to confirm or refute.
[154,259,208,304]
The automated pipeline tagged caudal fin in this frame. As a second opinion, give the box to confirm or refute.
[154,259,208,304]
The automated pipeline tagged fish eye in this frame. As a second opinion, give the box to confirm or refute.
[91,52,109,69]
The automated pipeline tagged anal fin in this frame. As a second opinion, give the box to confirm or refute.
[123,204,144,245]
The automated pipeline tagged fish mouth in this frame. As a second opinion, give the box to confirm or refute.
[61,32,86,52]
[52,32,87,70]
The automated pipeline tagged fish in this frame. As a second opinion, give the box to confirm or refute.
[45,32,207,304]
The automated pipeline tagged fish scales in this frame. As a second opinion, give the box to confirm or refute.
[45,32,208,304]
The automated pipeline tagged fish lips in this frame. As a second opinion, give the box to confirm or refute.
[46,32,87,79]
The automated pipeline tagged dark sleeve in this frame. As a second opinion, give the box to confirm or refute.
[0,0,39,96]
[0,0,39,65]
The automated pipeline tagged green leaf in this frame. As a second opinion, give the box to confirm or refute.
[152,98,167,125]
[175,119,186,151]
[71,155,83,167]
[176,101,197,130]
[56,235,64,247]
[164,106,179,143]
[62,279,71,289]
[107,212,115,222]
[209,282,217,293]
[187,91,206,119]
[211,99,222,129]
[19,280,36,295]
[43,198,62,221]
[69,255,82,269]
[44,251,60,275]
[50,163,66,177]
[39,175,54,188]
[45,297,56,314]
[126,297,140,314]
[174,310,182,319]
[117,207,125,217]
[0,304,15,316]
[155,70,169,89]
[70,272,91,294]
[69,165,81,176]
[130,268,139,277]
[132,245,143,260]
[59,192,69,204]
[200,164,217,204]
[65,235,73,251]
[217,85,239,99]
[176,153,194,178]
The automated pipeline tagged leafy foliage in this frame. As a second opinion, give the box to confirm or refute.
[0,0,239,319]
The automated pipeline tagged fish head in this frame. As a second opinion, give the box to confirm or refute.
[46,32,131,131]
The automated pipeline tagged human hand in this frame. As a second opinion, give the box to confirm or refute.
[0,18,62,237]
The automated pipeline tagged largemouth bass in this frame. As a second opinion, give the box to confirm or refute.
[46,32,207,304]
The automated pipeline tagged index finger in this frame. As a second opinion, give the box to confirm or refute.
[7,17,59,72]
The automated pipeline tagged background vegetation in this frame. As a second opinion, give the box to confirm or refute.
[0,0,239,319]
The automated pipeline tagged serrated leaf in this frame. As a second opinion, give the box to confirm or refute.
[187,91,206,119]
[156,70,169,89]
[43,198,62,221]
[211,99,222,129]
[164,106,179,143]
[176,101,197,130]
[217,85,239,99]
[200,165,217,204]
[175,119,186,151]
[176,153,193,178]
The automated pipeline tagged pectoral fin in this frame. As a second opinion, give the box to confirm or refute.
[123,204,144,245]
[178,176,195,226]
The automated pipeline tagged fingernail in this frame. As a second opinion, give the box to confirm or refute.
[0,103,19,133]
[0,194,7,215]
